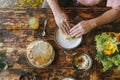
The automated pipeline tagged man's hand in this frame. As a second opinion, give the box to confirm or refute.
[47,0,70,35]
[70,20,96,37]
[54,11,70,35]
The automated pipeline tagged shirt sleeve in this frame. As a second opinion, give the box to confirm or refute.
[107,0,120,8]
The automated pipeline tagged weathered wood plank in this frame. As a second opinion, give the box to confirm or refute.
[0,8,120,80]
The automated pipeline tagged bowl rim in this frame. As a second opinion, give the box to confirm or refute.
[25,40,55,68]
[60,77,76,80]
[54,28,83,50]
[72,52,92,71]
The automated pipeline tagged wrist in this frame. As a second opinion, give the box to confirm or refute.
[89,19,97,28]
[52,9,63,15]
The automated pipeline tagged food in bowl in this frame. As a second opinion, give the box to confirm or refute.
[59,29,72,40]
[26,40,55,68]
[73,53,92,71]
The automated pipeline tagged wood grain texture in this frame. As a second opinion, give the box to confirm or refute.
[0,8,120,80]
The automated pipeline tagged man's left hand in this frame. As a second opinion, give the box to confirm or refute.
[70,20,96,37]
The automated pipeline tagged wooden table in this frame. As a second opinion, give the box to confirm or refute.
[0,8,120,80]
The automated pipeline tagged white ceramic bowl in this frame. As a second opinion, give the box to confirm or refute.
[54,29,82,50]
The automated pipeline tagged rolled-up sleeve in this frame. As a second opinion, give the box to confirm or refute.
[107,0,120,8]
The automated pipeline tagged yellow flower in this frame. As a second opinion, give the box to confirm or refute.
[104,42,116,55]
[104,50,112,55]
[110,48,115,54]
[114,33,120,42]
[106,42,114,49]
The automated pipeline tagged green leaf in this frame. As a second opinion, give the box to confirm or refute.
[0,51,6,62]
[117,66,120,70]
[101,59,113,71]
[0,62,8,72]
[95,51,104,61]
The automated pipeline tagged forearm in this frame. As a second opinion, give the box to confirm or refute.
[47,0,62,15]
[91,7,120,28]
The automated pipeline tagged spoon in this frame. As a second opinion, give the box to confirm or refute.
[42,20,47,37]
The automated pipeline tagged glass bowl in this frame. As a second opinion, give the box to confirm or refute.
[72,52,92,71]
[25,40,55,68]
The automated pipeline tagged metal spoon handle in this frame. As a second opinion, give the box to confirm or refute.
[44,20,47,30]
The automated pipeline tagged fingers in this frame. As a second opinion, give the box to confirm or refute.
[60,25,67,35]
[64,15,71,29]
[70,20,93,38]
[76,33,83,37]
[70,25,78,32]
[62,22,69,34]
[70,24,83,37]
[55,13,71,35]
[59,20,70,35]
[65,20,71,30]
[70,25,79,34]
[70,29,83,37]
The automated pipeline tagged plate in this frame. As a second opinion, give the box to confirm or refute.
[54,29,82,49]
[26,40,55,68]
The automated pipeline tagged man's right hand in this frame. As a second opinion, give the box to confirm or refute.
[54,11,70,35]
[47,0,71,35]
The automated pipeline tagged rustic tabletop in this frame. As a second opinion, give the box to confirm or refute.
[0,8,120,80]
